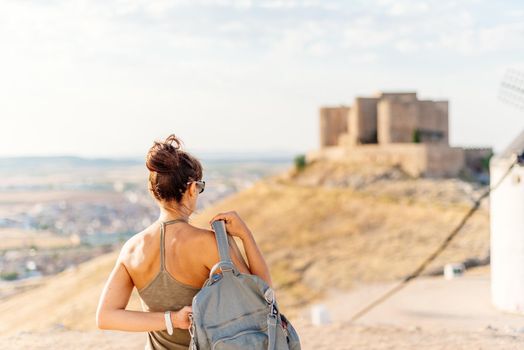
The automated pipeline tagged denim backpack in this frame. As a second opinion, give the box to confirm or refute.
[188,220,301,350]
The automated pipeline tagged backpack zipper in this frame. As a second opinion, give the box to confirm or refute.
[211,328,268,350]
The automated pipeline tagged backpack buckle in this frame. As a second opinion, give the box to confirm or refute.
[188,313,194,338]
[271,303,278,317]
[265,288,279,318]
[220,265,233,272]
[264,288,275,304]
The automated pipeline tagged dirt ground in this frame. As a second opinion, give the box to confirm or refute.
[2,269,524,349]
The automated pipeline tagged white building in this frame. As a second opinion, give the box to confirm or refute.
[490,130,524,313]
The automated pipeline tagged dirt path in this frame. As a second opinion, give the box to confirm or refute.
[2,273,524,349]
[312,274,524,332]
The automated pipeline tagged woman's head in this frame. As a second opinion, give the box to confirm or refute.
[146,134,203,213]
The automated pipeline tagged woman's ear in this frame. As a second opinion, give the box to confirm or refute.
[188,182,197,197]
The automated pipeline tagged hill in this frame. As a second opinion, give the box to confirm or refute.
[0,159,490,334]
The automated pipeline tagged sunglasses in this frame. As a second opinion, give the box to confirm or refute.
[187,180,205,194]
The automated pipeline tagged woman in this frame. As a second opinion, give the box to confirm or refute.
[96,134,273,349]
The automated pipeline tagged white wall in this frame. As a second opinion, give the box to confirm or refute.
[490,157,524,313]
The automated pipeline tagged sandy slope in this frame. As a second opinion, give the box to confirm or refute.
[2,271,524,349]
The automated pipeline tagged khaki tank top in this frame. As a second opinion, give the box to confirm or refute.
[137,219,201,350]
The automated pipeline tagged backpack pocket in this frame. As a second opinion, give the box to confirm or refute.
[212,329,267,350]
[280,313,301,350]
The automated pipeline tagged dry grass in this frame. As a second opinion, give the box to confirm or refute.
[191,171,489,309]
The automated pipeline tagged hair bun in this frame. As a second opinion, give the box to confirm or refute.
[146,133,203,203]
[164,134,182,150]
[146,134,184,174]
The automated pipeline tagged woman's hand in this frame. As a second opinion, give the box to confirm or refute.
[171,306,192,329]
[209,211,252,240]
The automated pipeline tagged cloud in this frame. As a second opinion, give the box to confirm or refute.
[1,0,519,64]
[348,52,379,64]
[343,17,392,49]
[0,0,523,156]
[394,39,419,53]
[435,22,524,54]
[306,42,332,57]
[388,1,430,16]
[478,22,524,52]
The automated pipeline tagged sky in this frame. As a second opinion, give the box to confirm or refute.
[0,0,523,157]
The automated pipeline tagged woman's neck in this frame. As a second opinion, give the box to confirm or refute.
[158,207,190,223]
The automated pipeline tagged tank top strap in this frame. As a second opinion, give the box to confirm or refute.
[160,221,166,271]
[159,219,188,271]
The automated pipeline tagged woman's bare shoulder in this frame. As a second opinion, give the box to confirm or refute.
[186,225,215,244]
[117,226,156,266]
[186,225,241,257]
[183,225,221,256]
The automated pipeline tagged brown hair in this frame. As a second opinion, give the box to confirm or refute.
[146,134,203,203]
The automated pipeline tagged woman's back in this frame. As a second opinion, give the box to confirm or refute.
[124,219,209,349]
[118,217,252,349]
[125,220,212,290]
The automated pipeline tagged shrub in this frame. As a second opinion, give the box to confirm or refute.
[294,154,307,172]
[412,129,421,143]
[481,152,494,172]
[0,271,19,281]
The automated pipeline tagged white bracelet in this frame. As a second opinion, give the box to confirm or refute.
[164,310,174,335]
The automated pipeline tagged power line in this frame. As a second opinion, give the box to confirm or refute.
[349,156,519,323]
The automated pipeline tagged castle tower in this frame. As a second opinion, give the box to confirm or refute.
[319,106,350,148]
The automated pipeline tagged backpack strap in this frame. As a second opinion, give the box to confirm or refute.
[267,313,277,350]
[265,288,278,350]
[209,220,239,278]
[211,220,232,263]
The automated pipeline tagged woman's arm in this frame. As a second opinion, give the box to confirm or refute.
[236,229,273,287]
[96,248,191,331]
[209,211,273,287]
[228,235,249,269]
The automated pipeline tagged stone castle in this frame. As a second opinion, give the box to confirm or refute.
[307,91,492,177]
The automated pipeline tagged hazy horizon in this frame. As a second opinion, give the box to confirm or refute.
[0,149,300,161]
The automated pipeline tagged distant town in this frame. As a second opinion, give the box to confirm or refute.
[0,156,292,293]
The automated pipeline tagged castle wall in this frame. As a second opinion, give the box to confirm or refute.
[417,100,449,144]
[348,98,379,145]
[425,145,465,177]
[377,92,418,102]
[307,144,465,177]
[376,100,391,144]
[319,107,350,148]
[377,99,419,144]
[435,101,449,144]
[378,97,449,146]
[307,146,348,163]
[464,148,493,173]
[418,101,439,135]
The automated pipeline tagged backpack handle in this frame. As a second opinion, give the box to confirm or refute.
[211,219,231,262]
[210,220,240,279]
[209,261,236,278]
